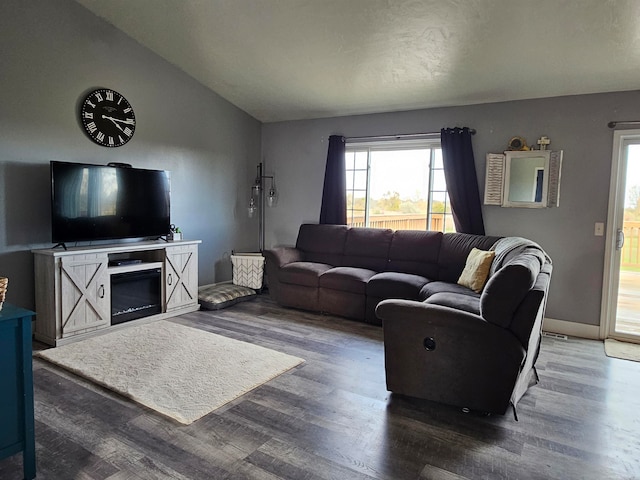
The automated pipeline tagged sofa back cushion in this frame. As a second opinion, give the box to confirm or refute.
[437,233,501,282]
[480,252,543,328]
[490,236,548,275]
[296,224,348,265]
[386,230,442,278]
[342,227,393,271]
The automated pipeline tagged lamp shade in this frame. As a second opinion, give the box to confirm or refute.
[247,197,257,218]
[266,186,278,207]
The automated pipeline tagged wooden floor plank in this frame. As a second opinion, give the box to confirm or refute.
[2,295,639,479]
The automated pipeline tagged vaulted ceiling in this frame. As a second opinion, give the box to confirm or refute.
[76,0,640,122]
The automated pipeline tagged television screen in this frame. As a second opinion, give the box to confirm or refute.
[51,161,170,243]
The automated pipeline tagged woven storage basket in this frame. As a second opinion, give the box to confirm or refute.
[0,277,7,311]
[231,254,265,290]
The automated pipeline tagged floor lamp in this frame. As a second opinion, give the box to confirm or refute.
[247,162,277,251]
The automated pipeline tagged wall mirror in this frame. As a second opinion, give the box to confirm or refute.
[484,150,562,208]
[504,151,549,207]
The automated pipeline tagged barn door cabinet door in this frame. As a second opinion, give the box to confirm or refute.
[60,253,110,337]
[165,244,198,311]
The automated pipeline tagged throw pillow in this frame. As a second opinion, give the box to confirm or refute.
[457,248,496,293]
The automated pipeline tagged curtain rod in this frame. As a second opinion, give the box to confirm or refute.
[608,120,640,128]
[345,129,476,142]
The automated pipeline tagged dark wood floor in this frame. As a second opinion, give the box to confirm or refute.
[2,296,639,479]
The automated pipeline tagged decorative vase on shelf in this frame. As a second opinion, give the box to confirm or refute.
[0,277,8,311]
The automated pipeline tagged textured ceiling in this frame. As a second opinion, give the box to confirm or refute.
[75,0,640,122]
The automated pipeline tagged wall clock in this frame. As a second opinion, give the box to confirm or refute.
[80,88,136,147]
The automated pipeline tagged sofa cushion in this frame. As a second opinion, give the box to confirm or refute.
[341,227,393,271]
[438,233,501,283]
[367,271,430,300]
[319,267,377,294]
[457,248,496,293]
[419,281,479,301]
[480,254,542,328]
[296,224,348,266]
[424,292,481,315]
[386,230,442,278]
[279,262,334,287]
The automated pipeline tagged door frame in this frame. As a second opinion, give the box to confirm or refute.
[600,129,640,342]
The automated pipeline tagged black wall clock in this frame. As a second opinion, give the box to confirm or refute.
[80,88,136,147]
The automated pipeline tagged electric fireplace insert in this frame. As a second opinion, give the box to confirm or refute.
[111,268,162,324]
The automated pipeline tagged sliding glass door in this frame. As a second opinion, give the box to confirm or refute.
[603,131,640,342]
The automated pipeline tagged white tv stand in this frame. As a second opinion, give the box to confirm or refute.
[32,239,201,346]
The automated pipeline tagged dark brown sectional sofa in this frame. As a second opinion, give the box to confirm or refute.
[263,223,553,415]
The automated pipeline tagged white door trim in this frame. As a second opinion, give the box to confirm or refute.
[600,129,640,340]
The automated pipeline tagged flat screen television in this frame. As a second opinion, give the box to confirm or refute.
[51,161,171,244]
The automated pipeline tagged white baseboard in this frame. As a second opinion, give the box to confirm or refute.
[542,317,601,340]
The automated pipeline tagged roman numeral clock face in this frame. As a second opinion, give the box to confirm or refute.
[80,89,136,147]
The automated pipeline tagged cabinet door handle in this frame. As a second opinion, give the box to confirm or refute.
[167,273,172,285]
[98,284,105,298]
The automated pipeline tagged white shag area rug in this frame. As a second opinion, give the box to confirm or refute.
[604,338,640,362]
[36,320,304,424]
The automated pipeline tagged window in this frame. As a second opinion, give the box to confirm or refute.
[345,139,454,232]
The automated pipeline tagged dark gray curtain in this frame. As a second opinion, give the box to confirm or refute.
[440,127,485,235]
[319,135,346,224]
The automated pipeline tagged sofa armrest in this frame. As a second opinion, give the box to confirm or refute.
[263,247,303,268]
[263,247,304,304]
[376,299,526,414]
[378,299,490,331]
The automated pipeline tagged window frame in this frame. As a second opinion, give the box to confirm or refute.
[345,138,452,232]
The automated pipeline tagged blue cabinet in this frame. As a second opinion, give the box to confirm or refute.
[0,304,36,479]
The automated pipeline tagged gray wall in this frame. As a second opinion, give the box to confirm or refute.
[0,0,261,309]
[262,91,640,327]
